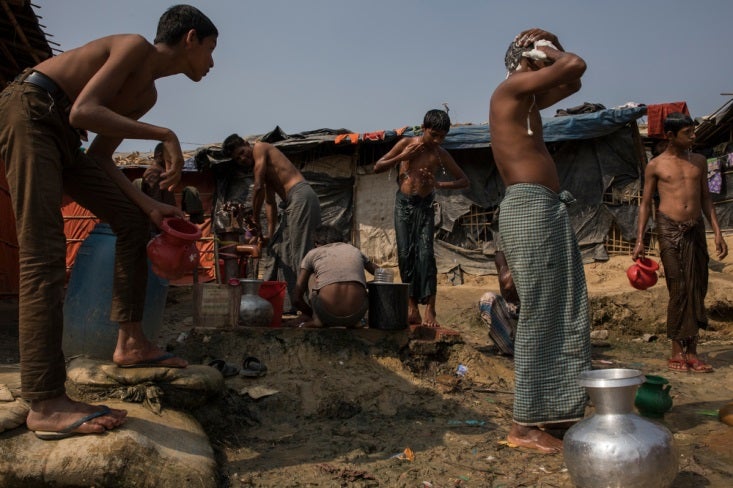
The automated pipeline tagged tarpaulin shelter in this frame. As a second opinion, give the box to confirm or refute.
[357,106,650,275]
[691,97,733,229]
[190,106,650,278]
[4,106,654,294]
[639,99,733,232]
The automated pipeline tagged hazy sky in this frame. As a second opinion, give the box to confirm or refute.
[34,0,733,154]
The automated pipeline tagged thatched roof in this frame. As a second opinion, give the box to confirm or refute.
[0,0,54,85]
[695,98,733,149]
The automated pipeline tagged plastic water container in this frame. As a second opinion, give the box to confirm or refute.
[373,268,394,283]
[63,223,169,359]
[258,280,287,327]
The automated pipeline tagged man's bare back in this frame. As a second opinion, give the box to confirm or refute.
[489,93,561,192]
[648,152,705,222]
[34,35,158,121]
[32,30,215,192]
[489,29,585,193]
[253,142,305,201]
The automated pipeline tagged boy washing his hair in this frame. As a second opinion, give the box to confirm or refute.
[489,28,590,454]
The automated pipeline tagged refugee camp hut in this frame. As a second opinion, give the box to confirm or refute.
[0,0,54,294]
[356,105,649,276]
[693,97,733,229]
[191,105,649,279]
[2,103,650,295]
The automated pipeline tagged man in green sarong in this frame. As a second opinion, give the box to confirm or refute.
[489,28,591,454]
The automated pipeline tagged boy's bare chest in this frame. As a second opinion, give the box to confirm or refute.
[108,77,157,115]
[407,151,441,171]
[657,160,701,184]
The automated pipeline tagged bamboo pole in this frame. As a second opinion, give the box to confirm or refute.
[0,0,43,64]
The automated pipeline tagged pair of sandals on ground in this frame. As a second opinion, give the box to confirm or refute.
[208,356,267,378]
[667,354,713,373]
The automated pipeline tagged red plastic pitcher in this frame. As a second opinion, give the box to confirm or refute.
[626,257,659,290]
[147,217,202,280]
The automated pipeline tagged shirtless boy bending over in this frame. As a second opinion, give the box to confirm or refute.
[0,5,217,439]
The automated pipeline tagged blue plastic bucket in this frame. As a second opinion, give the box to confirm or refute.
[63,223,169,359]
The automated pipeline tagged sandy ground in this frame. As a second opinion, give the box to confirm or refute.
[2,251,733,487]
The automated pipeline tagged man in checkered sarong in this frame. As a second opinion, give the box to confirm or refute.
[489,28,592,454]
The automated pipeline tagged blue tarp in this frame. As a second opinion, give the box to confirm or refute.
[402,106,648,150]
[192,106,650,272]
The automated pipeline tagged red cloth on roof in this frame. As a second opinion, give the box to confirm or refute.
[362,130,385,141]
[647,102,690,138]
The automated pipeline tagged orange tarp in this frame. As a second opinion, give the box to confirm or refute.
[62,168,218,285]
[0,166,218,295]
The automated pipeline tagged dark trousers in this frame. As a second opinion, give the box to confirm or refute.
[0,71,149,400]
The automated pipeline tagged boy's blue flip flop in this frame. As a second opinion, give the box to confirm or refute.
[34,405,112,440]
[117,352,185,368]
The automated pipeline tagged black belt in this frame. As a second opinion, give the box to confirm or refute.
[23,71,73,114]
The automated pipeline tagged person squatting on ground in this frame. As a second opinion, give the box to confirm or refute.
[373,109,468,327]
[633,112,728,373]
[0,5,217,439]
[292,224,377,328]
[489,28,591,454]
[479,250,519,355]
[221,134,322,312]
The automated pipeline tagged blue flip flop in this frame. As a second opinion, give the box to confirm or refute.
[34,405,112,440]
[117,352,185,369]
[240,356,267,377]
[208,359,240,377]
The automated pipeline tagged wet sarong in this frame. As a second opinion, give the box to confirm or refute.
[266,181,321,309]
[394,191,437,303]
[498,183,591,426]
[656,212,709,340]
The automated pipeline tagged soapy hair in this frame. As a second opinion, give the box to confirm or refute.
[504,40,527,72]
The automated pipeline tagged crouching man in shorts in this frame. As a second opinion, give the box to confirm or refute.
[293,225,377,328]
